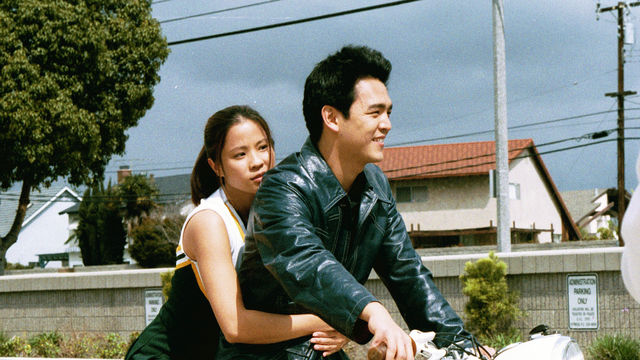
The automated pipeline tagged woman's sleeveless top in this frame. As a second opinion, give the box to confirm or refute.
[125,189,245,360]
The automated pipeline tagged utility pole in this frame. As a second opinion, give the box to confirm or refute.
[598,1,638,246]
[493,0,510,252]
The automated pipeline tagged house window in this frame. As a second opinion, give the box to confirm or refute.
[489,171,520,200]
[509,183,520,200]
[396,186,428,203]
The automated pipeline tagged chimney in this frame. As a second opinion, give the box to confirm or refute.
[117,165,132,184]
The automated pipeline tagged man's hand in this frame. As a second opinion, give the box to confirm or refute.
[310,330,350,357]
[361,302,414,360]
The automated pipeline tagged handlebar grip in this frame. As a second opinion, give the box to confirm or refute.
[366,338,416,360]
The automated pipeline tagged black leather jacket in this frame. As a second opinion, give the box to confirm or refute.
[222,138,470,359]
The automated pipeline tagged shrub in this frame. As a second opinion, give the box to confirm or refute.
[481,330,522,350]
[460,252,524,343]
[0,334,31,357]
[4,262,34,270]
[161,270,175,301]
[129,214,183,268]
[597,227,615,240]
[587,334,640,360]
[0,332,134,358]
[29,331,62,357]
[96,333,128,359]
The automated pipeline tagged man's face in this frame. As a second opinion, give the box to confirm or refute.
[338,77,392,168]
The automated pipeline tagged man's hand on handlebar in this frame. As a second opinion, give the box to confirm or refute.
[361,302,415,360]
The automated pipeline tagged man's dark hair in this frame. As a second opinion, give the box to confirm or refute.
[302,45,392,144]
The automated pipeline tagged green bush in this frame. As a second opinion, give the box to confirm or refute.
[587,334,640,360]
[29,331,62,357]
[129,214,183,268]
[481,330,522,350]
[96,333,128,359]
[460,252,524,343]
[0,332,131,358]
[597,227,615,240]
[4,262,34,270]
[0,333,31,356]
[161,269,175,301]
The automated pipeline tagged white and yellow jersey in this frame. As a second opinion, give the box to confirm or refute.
[175,188,246,295]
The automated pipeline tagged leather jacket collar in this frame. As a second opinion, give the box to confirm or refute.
[297,138,392,211]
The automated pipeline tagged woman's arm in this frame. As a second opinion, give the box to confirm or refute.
[182,210,344,345]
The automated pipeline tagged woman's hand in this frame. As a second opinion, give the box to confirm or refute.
[310,330,350,357]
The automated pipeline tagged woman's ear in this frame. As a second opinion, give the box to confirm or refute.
[207,158,222,178]
[321,105,341,134]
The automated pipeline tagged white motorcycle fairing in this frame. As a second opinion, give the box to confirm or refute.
[494,333,584,360]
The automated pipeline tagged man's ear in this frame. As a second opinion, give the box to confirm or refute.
[321,105,341,134]
[207,158,222,177]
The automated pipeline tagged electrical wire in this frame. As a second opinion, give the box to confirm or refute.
[6,136,640,203]
[387,108,640,147]
[387,137,640,179]
[167,0,424,46]
[159,0,283,24]
[384,129,618,174]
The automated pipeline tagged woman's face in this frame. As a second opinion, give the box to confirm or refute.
[214,119,273,196]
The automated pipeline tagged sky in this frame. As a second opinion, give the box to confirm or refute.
[105,0,640,193]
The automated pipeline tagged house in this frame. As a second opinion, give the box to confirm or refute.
[2,183,83,268]
[562,187,629,238]
[378,139,581,248]
[0,170,193,269]
[152,173,192,216]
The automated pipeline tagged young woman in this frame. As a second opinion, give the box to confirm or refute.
[125,105,348,360]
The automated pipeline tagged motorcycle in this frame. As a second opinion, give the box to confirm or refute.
[367,324,584,360]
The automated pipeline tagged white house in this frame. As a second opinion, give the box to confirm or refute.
[3,185,83,268]
[562,187,628,238]
[378,139,580,248]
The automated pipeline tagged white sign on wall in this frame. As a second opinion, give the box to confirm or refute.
[144,289,164,326]
[567,274,599,330]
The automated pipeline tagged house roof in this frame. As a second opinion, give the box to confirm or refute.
[153,173,190,204]
[379,139,581,240]
[0,181,82,236]
[380,139,534,180]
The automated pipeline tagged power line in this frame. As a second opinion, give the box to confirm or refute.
[387,137,640,179]
[105,111,640,175]
[384,128,618,174]
[7,135,640,203]
[159,0,283,24]
[167,0,423,46]
[387,108,640,147]
[0,192,190,203]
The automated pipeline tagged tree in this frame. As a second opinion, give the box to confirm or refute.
[0,0,169,273]
[459,252,524,345]
[117,174,159,228]
[76,182,127,266]
[129,214,183,268]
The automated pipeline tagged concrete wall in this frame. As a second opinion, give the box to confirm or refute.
[393,153,564,242]
[378,247,638,348]
[1,248,637,352]
[0,268,168,338]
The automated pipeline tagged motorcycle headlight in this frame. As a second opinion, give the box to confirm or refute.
[562,340,584,360]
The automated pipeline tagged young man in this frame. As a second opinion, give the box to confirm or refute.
[218,45,472,360]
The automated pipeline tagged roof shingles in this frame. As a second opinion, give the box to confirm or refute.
[380,139,534,180]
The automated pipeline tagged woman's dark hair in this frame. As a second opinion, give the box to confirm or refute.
[302,45,392,144]
[190,105,274,205]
